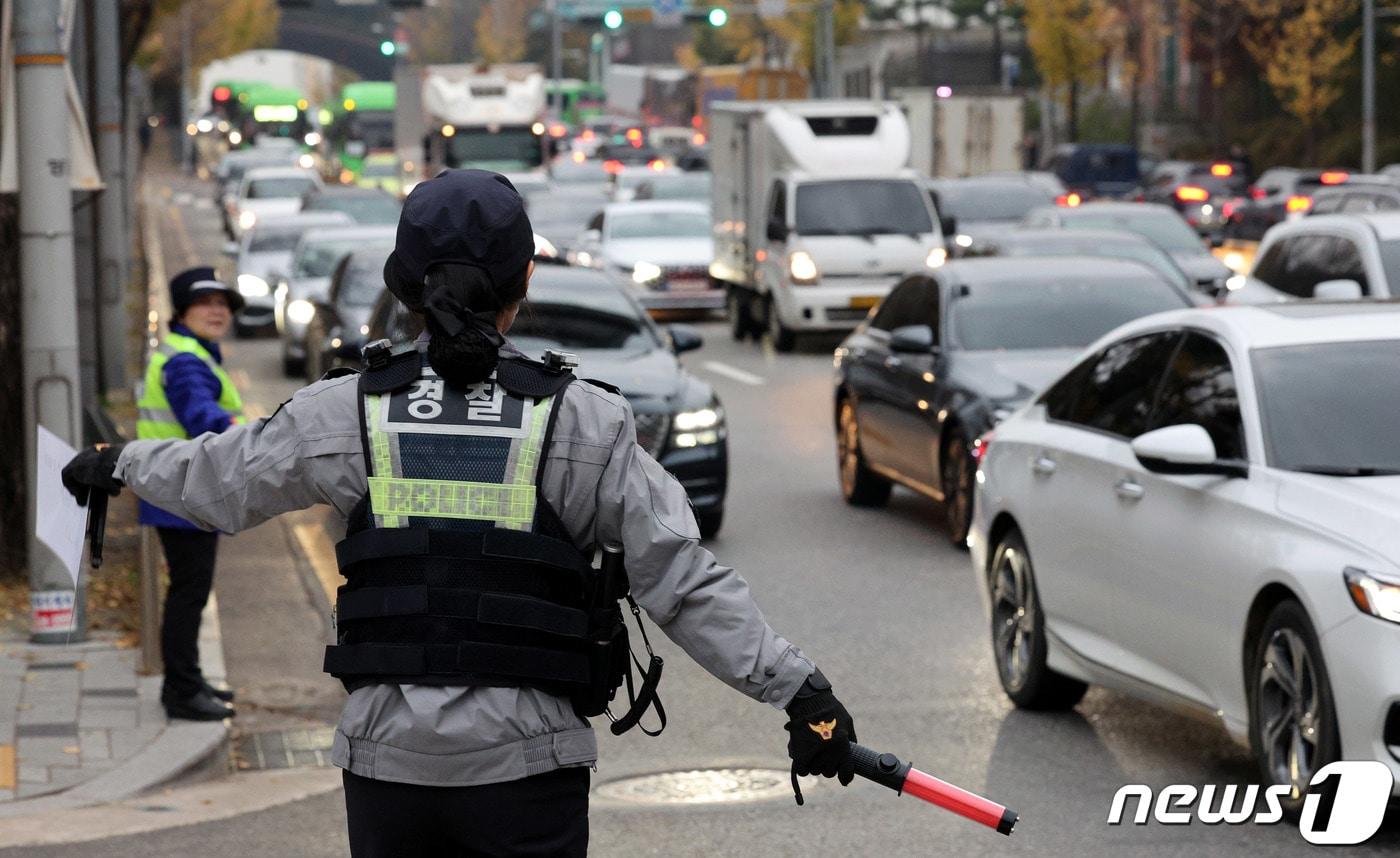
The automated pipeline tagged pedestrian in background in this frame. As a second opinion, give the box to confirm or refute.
[63,171,859,856]
[136,266,245,721]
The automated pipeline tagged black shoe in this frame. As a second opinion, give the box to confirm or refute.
[163,690,235,722]
[203,681,235,703]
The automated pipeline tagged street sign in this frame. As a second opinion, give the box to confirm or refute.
[758,0,786,19]
[653,0,682,27]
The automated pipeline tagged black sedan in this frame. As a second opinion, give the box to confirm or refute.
[366,260,728,537]
[833,257,1192,545]
[305,247,389,382]
[926,176,1055,256]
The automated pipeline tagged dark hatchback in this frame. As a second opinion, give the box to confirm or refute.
[366,261,729,537]
[305,247,390,382]
[833,257,1192,545]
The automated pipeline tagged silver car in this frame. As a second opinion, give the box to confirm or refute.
[227,212,352,337]
[571,200,719,312]
[276,224,396,376]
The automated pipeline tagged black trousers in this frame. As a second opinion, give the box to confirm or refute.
[157,527,219,700]
[343,768,590,858]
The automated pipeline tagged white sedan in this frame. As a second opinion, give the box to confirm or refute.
[970,301,1400,810]
[570,200,720,312]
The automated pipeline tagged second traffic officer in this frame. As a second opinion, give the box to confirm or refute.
[63,169,858,857]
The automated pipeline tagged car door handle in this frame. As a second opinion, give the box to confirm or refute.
[1031,456,1057,476]
[1114,479,1145,501]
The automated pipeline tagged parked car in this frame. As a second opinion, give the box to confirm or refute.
[304,247,391,382]
[926,177,1056,255]
[833,257,1192,545]
[1231,212,1400,303]
[970,228,1198,300]
[225,211,352,336]
[971,301,1400,811]
[227,166,322,239]
[365,261,729,536]
[1046,143,1141,200]
[300,185,402,225]
[1223,167,1354,241]
[275,224,396,375]
[1023,202,1233,292]
[1140,159,1249,238]
[571,200,719,312]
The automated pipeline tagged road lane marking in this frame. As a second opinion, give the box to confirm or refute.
[165,204,198,266]
[701,361,765,386]
[0,744,14,790]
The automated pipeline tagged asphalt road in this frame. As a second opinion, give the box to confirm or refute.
[6,161,1395,857]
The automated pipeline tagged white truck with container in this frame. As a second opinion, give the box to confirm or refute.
[893,89,1024,178]
[709,101,947,351]
[395,63,549,196]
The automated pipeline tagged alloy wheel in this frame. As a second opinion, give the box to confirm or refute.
[838,402,859,497]
[991,546,1035,693]
[1256,627,1323,799]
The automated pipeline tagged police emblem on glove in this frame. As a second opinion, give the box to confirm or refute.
[808,719,837,741]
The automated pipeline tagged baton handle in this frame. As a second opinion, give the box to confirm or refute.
[849,743,1018,836]
[87,491,108,569]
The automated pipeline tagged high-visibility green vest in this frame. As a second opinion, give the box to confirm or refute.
[136,332,246,440]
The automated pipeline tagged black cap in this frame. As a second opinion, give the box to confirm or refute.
[386,170,534,310]
[169,266,244,315]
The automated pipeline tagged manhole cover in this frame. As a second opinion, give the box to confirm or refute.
[593,768,803,805]
[234,727,336,770]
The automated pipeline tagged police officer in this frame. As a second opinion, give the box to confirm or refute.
[62,170,857,857]
[139,267,245,721]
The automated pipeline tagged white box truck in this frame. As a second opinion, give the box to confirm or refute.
[709,101,947,351]
[894,89,1024,178]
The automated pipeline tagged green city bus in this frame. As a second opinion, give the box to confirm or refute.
[327,81,396,181]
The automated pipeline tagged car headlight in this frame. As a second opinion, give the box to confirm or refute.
[789,250,819,285]
[632,261,663,285]
[237,274,270,298]
[304,131,322,146]
[228,130,242,146]
[1345,567,1400,624]
[238,210,257,230]
[298,153,315,170]
[671,402,726,448]
[954,234,973,248]
[286,298,315,325]
[926,247,948,268]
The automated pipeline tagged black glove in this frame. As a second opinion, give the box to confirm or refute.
[61,444,126,507]
[784,669,856,804]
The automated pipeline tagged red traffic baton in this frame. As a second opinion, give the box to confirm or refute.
[850,743,1018,835]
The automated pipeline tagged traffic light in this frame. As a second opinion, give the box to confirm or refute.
[603,9,623,29]
[380,39,396,57]
[707,7,728,26]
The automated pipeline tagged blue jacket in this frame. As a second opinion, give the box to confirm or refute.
[139,324,239,529]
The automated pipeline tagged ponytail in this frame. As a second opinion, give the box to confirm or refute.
[417,262,528,387]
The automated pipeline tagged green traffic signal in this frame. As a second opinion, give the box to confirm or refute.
[603,9,623,28]
[379,40,396,56]
[707,7,727,26]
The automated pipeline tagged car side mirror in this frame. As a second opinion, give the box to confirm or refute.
[766,218,789,242]
[222,241,239,257]
[668,323,703,354]
[939,215,958,238]
[1131,424,1247,478]
[889,324,936,354]
[1312,279,1363,300]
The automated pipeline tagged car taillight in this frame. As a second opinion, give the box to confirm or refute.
[971,431,994,463]
[1221,200,1238,219]
[1286,195,1312,213]
[603,159,623,175]
[1210,162,1234,177]
[648,159,665,171]
[581,129,595,141]
[1176,185,1210,202]
[1320,170,1349,185]
[1249,185,1266,200]
[1055,192,1083,207]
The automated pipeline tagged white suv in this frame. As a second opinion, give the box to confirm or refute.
[1231,212,1400,302]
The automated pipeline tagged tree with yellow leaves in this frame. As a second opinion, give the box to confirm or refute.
[684,0,862,77]
[1022,0,1109,141]
[138,0,280,81]
[1239,0,1359,162]
[475,0,535,64]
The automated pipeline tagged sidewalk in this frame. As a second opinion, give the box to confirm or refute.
[0,599,230,815]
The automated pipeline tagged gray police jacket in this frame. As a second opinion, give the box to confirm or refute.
[114,343,816,786]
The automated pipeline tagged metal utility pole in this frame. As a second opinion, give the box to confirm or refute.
[94,0,128,392]
[550,0,563,108]
[16,0,88,642]
[815,0,836,97]
[1363,0,1376,174]
[179,3,192,173]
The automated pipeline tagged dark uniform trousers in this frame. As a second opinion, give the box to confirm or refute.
[343,767,590,857]
[156,527,220,700]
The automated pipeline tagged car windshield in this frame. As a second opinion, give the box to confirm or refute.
[933,183,1052,221]
[947,275,1187,350]
[445,127,543,170]
[641,175,711,200]
[247,177,317,199]
[304,194,400,224]
[1253,340,1400,474]
[796,180,934,236]
[509,299,657,352]
[609,211,709,239]
[1061,210,1203,253]
[296,239,390,278]
[340,256,388,306]
[248,230,302,254]
[996,239,1189,288]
